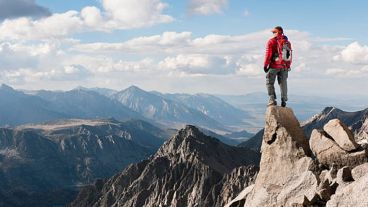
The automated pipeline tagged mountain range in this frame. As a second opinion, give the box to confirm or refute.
[69,106,368,207]
[0,119,170,207]
[1,84,253,135]
[69,125,260,207]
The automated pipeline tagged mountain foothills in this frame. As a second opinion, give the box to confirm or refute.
[69,125,260,207]
[0,119,170,207]
[0,83,367,207]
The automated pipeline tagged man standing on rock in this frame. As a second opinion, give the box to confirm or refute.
[263,26,292,107]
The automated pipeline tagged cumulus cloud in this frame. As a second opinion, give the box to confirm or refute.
[0,0,50,20]
[74,31,266,55]
[159,54,233,75]
[0,0,173,40]
[0,11,84,40]
[3,65,91,84]
[334,42,368,64]
[189,0,228,15]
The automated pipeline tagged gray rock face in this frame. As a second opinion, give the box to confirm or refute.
[214,166,258,207]
[69,125,260,207]
[323,119,359,151]
[244,106,318,207]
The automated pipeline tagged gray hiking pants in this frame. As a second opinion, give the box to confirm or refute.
[266,68,288,101]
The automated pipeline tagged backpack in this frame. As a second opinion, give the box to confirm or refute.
[272,36,292,66]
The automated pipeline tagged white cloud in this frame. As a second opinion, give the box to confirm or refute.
[159,54,231,74]
[1,27,366,96]
[334,42,368,64]
[326,66,368,77]
[236,64,260,76]
[94,58,155,73]
[0,11,83,40]
[100,0,173,29]
[160,54,210,69]
[2,65,91,84]
[189,0,228,15]
[74,31,192,53]
[0,0,173,40]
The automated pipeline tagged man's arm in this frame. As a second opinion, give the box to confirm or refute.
[264,39,273,70]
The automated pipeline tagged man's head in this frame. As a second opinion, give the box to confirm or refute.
[272,26,283,37]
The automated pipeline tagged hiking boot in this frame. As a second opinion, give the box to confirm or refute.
[267,99,277,106]
[281,100,287,107]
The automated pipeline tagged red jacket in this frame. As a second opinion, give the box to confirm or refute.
[264,34,292,69]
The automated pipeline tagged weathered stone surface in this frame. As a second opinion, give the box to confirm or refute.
[275,171,319,206]
[224,184,254,207]
[351,163,368,181]
[310,129,368,168]
[244,106,318,207]
[262,106,312,156]
[327,174,368,207]
[323,119,359,151]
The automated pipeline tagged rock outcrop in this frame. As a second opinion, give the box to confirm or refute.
[69,125,260,207]
[238,107,368,154]
[323,119,359,151]
[310,129,367,168]
[227,106,368,207]
[243,106,319,206]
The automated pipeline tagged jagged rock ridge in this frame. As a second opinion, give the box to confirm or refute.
[227,106,368,207]
[69,125,260,207]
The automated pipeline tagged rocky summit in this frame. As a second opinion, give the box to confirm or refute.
[227,106,368,207]
[69,125,260,207]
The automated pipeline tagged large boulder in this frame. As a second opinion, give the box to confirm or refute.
[310,129,367,168]
[244,106,318,207]
[323,119,359,152]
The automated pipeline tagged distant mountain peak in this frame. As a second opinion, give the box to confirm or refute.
[154,125,259,174]
[0,84,15,91]
[125,85,144,92]
[156,125,212,157]
[321,106,338,114]
[73,86,89,91]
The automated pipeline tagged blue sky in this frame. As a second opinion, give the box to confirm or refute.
[35,0,368,43]
[0,0,367,97]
